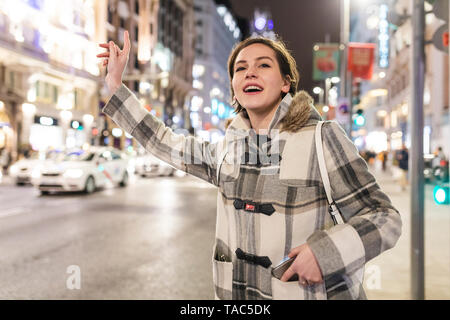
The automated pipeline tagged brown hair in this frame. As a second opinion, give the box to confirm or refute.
[227,36,299,114]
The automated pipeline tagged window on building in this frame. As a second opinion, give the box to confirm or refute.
[120,17,126,29]
[52,86,58,104]
[135,0,139,14]
[134,53,139,69]
[107,5,114,24]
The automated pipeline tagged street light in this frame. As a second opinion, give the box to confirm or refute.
[313,86,324,105]
[331,77,341,84]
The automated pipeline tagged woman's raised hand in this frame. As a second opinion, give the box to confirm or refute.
[96,30,131,95]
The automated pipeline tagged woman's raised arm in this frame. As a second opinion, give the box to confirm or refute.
[97,31,222,186]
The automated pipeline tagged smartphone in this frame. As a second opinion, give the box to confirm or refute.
[271,256,298,281]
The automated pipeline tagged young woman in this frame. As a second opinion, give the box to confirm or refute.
[97,31,402,300]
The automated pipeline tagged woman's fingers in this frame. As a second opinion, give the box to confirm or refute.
[122,30,130,55]
[102,59,108,66]
[288,245,304,258]
[108,41,118,63]
[280,266,296,282]
[96,52,110,58]
[99,43,109,48]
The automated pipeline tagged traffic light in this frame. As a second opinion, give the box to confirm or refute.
[352,80,361,106]
[353,109,365,126]
[430,0,449,54]
[433,183,449,205]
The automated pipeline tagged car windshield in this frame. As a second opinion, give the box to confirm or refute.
[64,151,95,162]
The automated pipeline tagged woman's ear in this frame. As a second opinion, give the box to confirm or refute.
[281,75,291,94]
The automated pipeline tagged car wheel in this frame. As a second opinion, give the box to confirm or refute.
[40,190,50,195]
[84,176,96,194]
[120,172,128,187]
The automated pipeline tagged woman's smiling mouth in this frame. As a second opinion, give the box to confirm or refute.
[243,85,264,94]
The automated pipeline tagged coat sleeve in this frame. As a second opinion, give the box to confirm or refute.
[102,84,221,186]
[306,121,402,279]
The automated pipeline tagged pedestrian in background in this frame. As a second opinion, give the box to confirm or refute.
[396,144,409,191]
[433,146,447,167]
[0,147,11,175]
[97,31,402,300]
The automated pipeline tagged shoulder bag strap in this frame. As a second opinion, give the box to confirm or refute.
[315,121,345,225]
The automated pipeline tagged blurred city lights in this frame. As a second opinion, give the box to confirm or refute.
[331,77,341,84]
[22,103,36,115]
[39,117,54,126]
[313,87,323,94]
[255,17,266,30]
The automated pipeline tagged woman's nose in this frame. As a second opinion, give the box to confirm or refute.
[245,66,257,78]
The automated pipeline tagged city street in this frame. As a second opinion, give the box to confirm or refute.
[1,167,449,300]
[0,174,217,299]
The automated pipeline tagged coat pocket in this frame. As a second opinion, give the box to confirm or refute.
[212,243,233,300]
[271,278,327,300]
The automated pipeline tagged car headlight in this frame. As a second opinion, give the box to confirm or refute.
[31,168,41,179]
[9,165,19,175]
[63,169,84,179]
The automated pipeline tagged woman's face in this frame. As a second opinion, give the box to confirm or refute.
[232,43,290,115]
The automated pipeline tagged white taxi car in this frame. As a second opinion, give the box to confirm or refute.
[8,150,64,185]
[31,147,131,195]
[135,153,176,177]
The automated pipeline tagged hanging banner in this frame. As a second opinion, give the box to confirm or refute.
[348,43,376,80]
[312,43,340,81]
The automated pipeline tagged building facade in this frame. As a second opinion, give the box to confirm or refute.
[347,0,449,157]
[103,0,195,151]
[190,0,241,140]
[0,0,101,160]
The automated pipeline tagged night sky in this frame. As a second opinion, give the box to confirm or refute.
[229,0,341,98]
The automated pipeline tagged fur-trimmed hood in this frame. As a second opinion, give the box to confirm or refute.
[227,90,322,134]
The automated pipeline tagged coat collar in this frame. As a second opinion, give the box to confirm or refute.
[226,90,322,139]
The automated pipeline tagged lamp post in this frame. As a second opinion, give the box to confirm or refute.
[340,0,351,136]
[410,0,426,300]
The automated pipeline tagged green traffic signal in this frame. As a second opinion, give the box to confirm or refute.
[353,114,365,126]
[433,184,449,205]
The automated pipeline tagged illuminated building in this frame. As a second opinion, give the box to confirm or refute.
[191,0,244,140]
[0,0,100,158]
[102,0,196,150]
[353,0,449,155]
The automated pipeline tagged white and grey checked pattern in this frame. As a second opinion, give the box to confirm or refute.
[103,84,402,300]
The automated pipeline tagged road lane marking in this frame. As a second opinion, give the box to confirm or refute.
[0,207,30,219]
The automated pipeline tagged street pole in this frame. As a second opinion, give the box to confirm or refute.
[411,0,425,300]
[324,78,331,107]
[340,0,352,137]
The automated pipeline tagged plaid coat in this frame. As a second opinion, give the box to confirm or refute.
[103,85,402,300]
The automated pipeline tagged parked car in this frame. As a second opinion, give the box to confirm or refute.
[135,153,176,177]
[8,149,64,185]
[31,147,131,195]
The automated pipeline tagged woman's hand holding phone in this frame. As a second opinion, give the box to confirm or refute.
[279,243,324,287]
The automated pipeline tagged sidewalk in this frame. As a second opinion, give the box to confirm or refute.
[364,165,450,300]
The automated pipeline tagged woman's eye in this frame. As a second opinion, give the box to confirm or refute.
[235,67,245,72]
[260,63,270,68]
